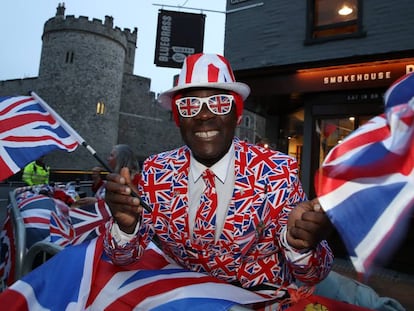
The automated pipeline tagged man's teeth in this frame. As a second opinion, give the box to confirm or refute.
[195,131,219,138]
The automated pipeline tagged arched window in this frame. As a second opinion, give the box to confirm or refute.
[244,115,251,128]
[65,51,75,63]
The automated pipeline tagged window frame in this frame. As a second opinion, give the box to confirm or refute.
[305,0,366,44]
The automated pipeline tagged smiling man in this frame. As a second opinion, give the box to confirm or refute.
[103,53,334,306]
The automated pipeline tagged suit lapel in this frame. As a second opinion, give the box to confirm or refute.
[169,148,191,243]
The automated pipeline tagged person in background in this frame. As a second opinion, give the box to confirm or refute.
[91,166,105,198]
[22,156,50,186]
[104,53,333,307]
[107,144,140,186]
[74,146,140,208]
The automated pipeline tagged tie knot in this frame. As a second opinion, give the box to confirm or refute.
[202,169,215,188]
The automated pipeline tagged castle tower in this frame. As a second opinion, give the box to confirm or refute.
[36,3,138,169]
[122,23,137,74]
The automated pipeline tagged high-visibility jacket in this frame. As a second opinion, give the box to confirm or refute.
[22,161,50,186]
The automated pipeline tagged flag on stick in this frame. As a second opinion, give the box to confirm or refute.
[30,92,112,172]
[0,95,79,181]
[315,73,414,275]
[0,92,114,182]
[30,92,151,212]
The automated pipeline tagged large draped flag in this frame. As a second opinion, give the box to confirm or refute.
[0,193,111,287]
[0,236,371,311]
[0,93,79,181]
[315,72,414,275]
[0,236,274,310]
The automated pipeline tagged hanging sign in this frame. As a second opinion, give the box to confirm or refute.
[154,10,206,68]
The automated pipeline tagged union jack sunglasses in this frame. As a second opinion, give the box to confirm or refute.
[175,94,234,118]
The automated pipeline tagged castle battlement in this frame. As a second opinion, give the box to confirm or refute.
[43,5,137,50]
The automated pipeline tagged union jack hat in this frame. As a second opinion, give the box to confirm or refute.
[158,53,250,110]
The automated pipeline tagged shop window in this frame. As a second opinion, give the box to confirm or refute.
[283,110,305,176]
[316,115,374,168]
[306,0,365,43]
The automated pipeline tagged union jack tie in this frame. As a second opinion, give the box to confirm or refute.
[193,169,218,244]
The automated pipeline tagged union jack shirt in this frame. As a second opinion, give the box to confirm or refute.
[104,138,333,296]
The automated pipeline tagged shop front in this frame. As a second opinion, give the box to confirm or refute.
[240,58,414,197]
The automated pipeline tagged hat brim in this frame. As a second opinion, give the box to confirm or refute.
[157,81,251,110]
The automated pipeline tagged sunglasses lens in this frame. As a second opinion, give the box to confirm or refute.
[208,95,233,115]
[176,98,201,117]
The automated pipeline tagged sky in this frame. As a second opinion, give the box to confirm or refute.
[0,0,226,95]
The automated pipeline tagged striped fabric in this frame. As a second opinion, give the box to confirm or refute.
[315,73,414,274]
[0,95,79,181]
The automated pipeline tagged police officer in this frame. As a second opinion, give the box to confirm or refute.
[22,156,50,186]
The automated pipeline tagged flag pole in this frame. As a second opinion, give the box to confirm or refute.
[31,92,151,213]
[31,92,111,171]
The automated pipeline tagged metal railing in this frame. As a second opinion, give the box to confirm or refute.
[8,188,26,282]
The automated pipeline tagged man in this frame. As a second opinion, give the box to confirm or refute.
[104,53,333,302]
[22,156,50,186]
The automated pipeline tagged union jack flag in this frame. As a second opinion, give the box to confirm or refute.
[315,73,414,275]
[0,95,79,181]
[0,188,111,287]
[50,199,111,246]
[21,195,71,248]
[0,236,371,311]
[0,237,272,310]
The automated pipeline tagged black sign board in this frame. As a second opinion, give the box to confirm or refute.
[154,10,206,68]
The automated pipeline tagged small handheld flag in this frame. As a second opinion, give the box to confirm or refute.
[315,73,414,275]
[30,92,111,172]
[0,95,79,181]
[31,92,151,213]
[0,92,151,212]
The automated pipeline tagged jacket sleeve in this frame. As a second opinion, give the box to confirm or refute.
[103,214,154,266]
[237,151,333,289]
[276,157,334,285]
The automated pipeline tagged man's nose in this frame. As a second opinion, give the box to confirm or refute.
[195,102,214,119]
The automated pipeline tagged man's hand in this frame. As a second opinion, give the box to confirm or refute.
[105,167,144,234]
[286,199,333,250]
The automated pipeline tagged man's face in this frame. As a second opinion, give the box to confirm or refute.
[177,88,238,167]
[91,169,101,181]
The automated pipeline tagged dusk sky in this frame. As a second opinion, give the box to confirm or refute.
[0,0,226,95]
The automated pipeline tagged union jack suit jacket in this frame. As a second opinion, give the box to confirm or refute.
[105,138,333,291]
